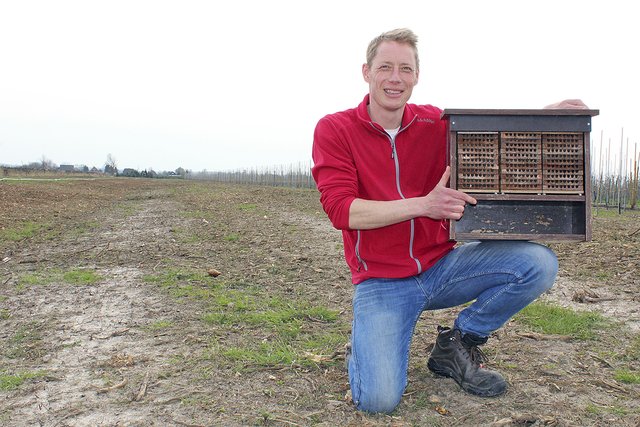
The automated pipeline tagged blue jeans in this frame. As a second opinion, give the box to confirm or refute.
[348,240,558,414]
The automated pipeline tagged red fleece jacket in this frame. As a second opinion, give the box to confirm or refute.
[312,95,456,284]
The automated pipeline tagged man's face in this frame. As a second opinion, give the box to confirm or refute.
[363,41,419,117]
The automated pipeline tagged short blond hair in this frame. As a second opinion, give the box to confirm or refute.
[366,28,419,70]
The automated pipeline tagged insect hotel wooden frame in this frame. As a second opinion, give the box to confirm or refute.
[443,108,599,242]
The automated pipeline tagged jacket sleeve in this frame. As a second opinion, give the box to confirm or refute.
[311,116,358,230]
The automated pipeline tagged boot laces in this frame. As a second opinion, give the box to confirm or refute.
[438,326,490,369]
[463,342,488,368]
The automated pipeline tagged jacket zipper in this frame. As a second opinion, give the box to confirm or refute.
[355,230,368,272]
[363,117,422,274]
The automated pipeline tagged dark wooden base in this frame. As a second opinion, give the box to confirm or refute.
[451,196,588,242]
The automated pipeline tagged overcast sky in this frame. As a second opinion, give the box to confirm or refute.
[0,0,637,173]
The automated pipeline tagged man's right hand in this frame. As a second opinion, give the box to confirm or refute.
[422,166,477,220]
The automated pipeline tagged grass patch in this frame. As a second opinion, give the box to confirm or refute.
[0,370,47,391]
[17,268,101,287]
[203,291,344,370]
[149,270,347,372]
[4,323,43,359]
[63,269,101,285]
[203,293,338,331]
[148,320,174,330]
[181,209,217,222]
[67,220,101,239]
[515,301,608,340]
[238,203,258,211]
[0,221,45,242]
[585,402,634,417]
[115,200,139,217]
[593,209,619,218]
[592,208,639,218]
[614,369,640,384]
[222,340,297,367]
[17,272,53,287]
[625,334,640,360]
[220,337,345,371]
[167,226,189,240]
[178,231,204,244]
[302,331,347,352]
[143,268,218,299]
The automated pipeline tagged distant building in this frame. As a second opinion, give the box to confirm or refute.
[59,164,75,172]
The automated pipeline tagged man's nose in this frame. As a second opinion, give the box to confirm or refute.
[389,67,402,82]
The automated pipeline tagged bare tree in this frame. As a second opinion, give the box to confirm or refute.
[105,154,118,175]
[631,144,639,210]
[40,156,56,171]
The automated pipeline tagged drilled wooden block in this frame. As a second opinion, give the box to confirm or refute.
[456,132,499,192]
[543,133,584,194]
[500,132,542,193]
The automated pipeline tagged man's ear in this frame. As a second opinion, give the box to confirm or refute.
[362,63,370,82]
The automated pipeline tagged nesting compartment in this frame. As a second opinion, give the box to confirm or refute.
[443,108,599,242]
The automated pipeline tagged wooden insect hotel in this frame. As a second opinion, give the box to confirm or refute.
[443,108,599,241]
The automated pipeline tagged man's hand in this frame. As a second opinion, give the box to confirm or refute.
[422,166,477,220]
[544,99,589,109]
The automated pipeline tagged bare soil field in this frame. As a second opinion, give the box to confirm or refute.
[0,177,638,426]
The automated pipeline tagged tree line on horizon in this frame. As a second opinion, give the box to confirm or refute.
[3,150,638,211]
[0,153,188,178]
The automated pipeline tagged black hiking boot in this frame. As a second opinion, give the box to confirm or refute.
[427,326,507,397]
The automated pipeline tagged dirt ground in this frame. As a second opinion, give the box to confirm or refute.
[0,177,638,427]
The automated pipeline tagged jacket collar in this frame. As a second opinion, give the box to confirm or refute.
[356,94,416,131]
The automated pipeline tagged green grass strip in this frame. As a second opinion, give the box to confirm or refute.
[516,301,608,340]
